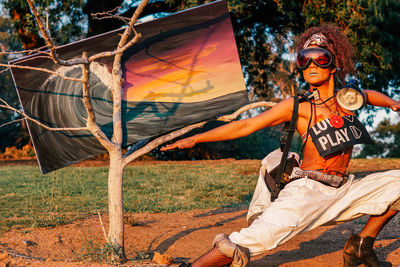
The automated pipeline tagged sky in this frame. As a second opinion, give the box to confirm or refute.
[359,108,400,131]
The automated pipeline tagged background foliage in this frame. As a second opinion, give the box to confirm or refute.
[0,15,28,152]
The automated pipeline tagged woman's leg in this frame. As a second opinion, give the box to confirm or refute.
[191,247,233,267]
[343,206,399,267]
[189,234,249,267]
[360,209,398,238]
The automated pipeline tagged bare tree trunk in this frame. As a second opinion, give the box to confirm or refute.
[107,149,126,261]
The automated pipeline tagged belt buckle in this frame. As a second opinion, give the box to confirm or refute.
[281,173,291,185]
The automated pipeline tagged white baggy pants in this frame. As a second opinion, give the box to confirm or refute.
[229,165,400,256]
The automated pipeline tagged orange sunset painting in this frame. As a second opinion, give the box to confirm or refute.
[122,2,246,104]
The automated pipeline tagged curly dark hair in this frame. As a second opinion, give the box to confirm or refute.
[295,24,356,85]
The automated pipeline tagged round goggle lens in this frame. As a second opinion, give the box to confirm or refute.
[315,56,329,65]
[296,48,333,70]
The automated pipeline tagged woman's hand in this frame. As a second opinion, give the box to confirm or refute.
[160,137,196,151]
[391,101,400,111]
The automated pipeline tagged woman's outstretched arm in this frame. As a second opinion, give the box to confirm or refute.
[364,90,400,111]
[161,97,294,151]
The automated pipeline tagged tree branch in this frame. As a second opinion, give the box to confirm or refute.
[109,0,149,147]
[26,0,88,66]
[0,46,50,56]
[97,212,110,243]
[122,101,278,166]
[91,6,128,23]
[117,0,149,49]
[80,52,116,151]
[0,62,84,82]
[93,15,131,24]
[0,67,10,75]
[122,121,207,166]
[0,102,88,131]
[217,101,276,122]
[0,118,25,128]
[88,31,142,62]
[88,1,147,62]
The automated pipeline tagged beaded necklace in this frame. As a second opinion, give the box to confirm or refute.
[312,92,346,128]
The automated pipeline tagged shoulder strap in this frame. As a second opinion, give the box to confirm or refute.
[274,95,299,185]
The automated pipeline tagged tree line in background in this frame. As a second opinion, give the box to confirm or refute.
[0,0,399,159]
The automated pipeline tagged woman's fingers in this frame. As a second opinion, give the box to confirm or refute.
[391,102,400,111]
[160,138,196,151]
[160,143,177,151]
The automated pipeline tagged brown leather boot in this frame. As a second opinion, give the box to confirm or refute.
[343,233,380,267]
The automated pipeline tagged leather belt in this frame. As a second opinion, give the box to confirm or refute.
[283,167,350,188]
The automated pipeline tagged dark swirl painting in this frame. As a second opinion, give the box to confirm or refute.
[10,0,248,173]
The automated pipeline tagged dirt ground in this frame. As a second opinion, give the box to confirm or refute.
[1,160,400,266]
[1,208,400,267]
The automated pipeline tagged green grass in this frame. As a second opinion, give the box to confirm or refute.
[3,158,397,234]
[0,165,109,232]
[0,160,260,232]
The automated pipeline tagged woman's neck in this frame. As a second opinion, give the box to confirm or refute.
[309,75,335,101]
